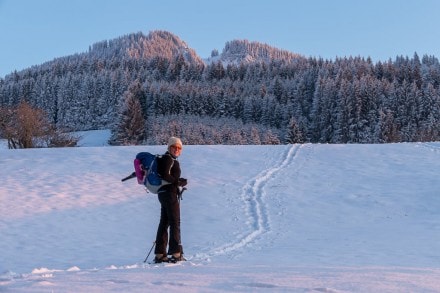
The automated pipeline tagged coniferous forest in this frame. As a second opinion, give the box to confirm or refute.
[1,30,439,145]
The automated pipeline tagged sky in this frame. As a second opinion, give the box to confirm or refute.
[1,0,440,77]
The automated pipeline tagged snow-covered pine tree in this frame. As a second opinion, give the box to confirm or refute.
[285,117,304,144]
[109,81,146,145]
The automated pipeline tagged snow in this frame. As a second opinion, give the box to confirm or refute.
[74,129,111,147]
[1,131,440,292]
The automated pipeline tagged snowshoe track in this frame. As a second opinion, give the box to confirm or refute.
[193,144,304,261]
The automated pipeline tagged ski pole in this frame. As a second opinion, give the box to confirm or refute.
[143,241,156,263]
[121,172,136,182]
[178,187,187,201]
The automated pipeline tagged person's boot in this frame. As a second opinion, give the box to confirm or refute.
[170,252,186,263]
[153,254,169,263]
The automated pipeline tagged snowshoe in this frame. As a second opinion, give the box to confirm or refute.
[169,254,186,263]
[153,255,170,263]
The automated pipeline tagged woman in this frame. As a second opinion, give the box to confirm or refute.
[154,137,187,263]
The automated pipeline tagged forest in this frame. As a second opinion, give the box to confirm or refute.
[1,30,439,145]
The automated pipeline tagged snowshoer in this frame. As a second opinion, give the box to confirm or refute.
[154,137,188,263]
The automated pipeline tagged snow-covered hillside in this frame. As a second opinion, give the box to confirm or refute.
[1,134,440,292]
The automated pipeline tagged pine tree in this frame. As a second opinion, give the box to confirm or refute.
[109,85,146,145]
[285,117,303,143]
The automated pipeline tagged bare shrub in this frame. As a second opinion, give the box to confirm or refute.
[0,101,79,149]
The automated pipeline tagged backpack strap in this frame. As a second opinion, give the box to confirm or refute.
[159,153,176,177]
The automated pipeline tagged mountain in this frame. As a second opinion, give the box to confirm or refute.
[4,30,302,78]
[206,39,303,64]
[1,31,439,144]
[90,30,204,65]
[33,30,205,72]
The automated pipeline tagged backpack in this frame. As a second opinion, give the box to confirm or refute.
[133,152,173,194]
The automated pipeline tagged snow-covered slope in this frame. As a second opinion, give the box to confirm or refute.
[1,136,440,292]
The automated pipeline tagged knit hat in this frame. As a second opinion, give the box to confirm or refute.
[168,137,183,149]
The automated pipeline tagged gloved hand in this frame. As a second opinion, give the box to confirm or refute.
[178,178,188,187]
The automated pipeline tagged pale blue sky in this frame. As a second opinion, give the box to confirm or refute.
[1,0,439,77]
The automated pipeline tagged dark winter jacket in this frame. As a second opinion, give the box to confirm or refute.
[157,152,180,194]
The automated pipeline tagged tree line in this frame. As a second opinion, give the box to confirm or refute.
[1,31,439,146]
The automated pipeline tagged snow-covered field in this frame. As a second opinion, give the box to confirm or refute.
[1,131,440,292]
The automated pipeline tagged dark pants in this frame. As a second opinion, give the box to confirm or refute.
[154,191,182,255]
